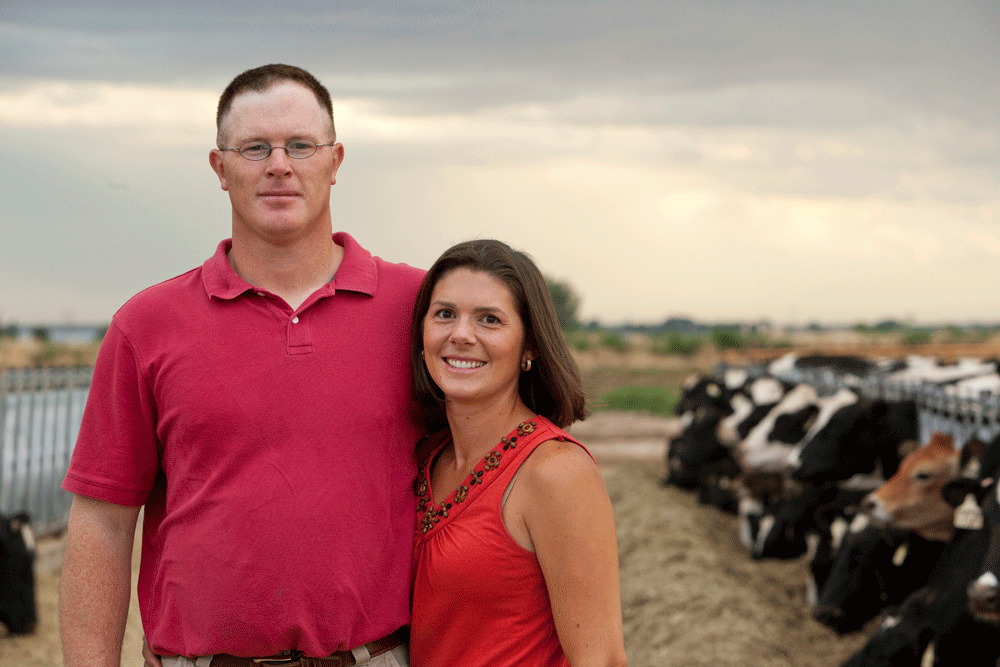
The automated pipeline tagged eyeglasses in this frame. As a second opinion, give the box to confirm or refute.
[220,140,336,161]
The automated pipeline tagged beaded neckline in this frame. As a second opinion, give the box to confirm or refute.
[416,419,537,535]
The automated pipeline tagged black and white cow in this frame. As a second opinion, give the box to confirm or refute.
[751,480,874,561]
[664,407,729,491]
[674,373,732,416]
[665,375,792,512]
[766,352,877,381]
[716,376,791,448]
[948,433,1000,625]
[883,356,999,386]
[789,396,919,485]
[812,512,945,634]
[837,593,934,667]
[0,512,37,635]
[748,393,919,563]
[959,477,1000,625]
[738,383,824,474]
[737,387,869,555]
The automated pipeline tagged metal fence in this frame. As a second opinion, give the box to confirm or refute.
[0,366,93,535]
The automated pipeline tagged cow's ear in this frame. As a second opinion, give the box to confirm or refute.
[942,478,982,507]
[897,439,921,459]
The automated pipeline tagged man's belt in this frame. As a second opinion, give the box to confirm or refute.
[209,628,407,667]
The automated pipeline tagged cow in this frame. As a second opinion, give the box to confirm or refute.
[674,374,732,416]
[789,396,919,486]
[665,375,792,512]
[664,406,728,490]
[960,478,1000,625]
[838,594,934,667]
[884,356,999,386]
[736,470,788,550]
[716,376,791,448]
[862,432,964,542]
[949,434,1000,625]
[812,512,945,634]
[751,480,878,561]
[0,511,38,635]
[766,352,877,381]
[944,371,1000,397]
[738,383,822,473]
[747,479,818,559]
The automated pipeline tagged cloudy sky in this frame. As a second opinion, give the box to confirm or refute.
[2,1,997,327]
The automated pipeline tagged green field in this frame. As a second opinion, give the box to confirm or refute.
[580,366,697,416]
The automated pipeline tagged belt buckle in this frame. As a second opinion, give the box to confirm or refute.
[253,651,302,665]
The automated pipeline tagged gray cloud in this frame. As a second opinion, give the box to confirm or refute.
[2,0,998,324]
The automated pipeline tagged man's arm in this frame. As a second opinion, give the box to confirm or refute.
[60,494,141,667]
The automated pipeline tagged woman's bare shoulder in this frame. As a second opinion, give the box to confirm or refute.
[519,438,603,493]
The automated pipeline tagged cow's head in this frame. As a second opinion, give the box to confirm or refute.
[862,433,959,542]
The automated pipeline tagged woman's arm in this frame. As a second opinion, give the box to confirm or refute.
[518,440,628,667]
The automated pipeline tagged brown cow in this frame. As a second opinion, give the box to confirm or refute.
[862,432,961,542]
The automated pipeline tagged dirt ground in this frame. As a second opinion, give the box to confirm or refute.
[2,411,871,667]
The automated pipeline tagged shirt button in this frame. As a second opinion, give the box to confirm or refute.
[292,316,299,324]
[256,292,265,297]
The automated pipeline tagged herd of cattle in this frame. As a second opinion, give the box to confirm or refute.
[664,352,1000,666]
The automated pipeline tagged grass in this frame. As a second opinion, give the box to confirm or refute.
[593,384,680,416]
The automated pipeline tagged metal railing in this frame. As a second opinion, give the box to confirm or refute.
[0,366,93,535]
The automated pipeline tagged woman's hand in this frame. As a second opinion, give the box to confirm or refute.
[142,636,163,667]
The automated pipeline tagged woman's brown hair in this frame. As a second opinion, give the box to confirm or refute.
[411,239,589,430]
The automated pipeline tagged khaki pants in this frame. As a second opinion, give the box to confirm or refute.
[161,644,410,667]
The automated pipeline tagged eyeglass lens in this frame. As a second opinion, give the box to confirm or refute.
[239,141,319,160]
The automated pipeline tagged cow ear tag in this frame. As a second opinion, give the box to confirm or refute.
[921,641,935,667]
[892,542,908,567]
[954,493,983,530]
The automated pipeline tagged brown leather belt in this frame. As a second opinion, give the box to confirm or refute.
[209,628,407,667]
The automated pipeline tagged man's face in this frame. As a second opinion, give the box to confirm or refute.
[209,81,344,245]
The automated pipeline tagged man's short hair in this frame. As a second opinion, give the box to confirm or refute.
[216,64,335,143]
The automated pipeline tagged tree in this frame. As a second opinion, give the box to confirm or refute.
[545,276,581,331]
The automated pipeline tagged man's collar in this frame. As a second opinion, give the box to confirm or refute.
[329,231,377,296]
[202,232,378,301]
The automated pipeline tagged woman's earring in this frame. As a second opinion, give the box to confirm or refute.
[521,358,532,372]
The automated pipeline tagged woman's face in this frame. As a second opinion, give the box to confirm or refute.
[422,268,530,409]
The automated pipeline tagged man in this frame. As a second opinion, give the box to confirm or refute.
[59,64,423,667]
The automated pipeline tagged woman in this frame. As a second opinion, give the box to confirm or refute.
[409,239,627,667]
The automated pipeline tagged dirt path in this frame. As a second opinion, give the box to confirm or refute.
[3,413,870,666]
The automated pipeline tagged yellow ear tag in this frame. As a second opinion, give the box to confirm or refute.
[954,493,984,530]
[892,542,908,567]
[921,641,935,667]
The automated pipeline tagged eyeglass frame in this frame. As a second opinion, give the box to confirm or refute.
[218,139,338,161]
